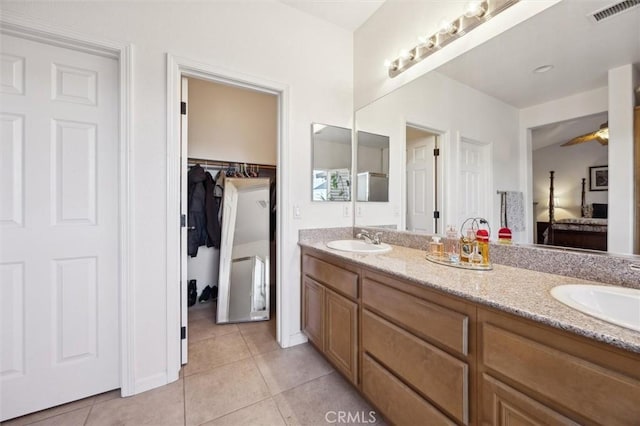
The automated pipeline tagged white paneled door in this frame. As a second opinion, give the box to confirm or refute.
[406,132,436,233]
[0,34,120,421]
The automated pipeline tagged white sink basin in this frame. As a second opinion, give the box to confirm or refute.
[326,239,392,254]
[550,285,640,332]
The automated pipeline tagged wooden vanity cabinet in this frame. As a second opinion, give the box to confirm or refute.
[478,308,640,426]
[301,250,359,384]
[301,247,640,425]
[360,269,477,426]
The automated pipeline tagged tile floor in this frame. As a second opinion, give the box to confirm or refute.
[3,302,384,426]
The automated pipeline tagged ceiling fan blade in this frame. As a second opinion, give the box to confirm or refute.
[561,131,598,146]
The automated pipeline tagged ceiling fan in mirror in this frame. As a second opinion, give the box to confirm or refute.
[561,122,609,147]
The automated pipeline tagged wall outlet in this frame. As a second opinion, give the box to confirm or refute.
[356,206,363,217]
[393,205,400,217]
[343,205,350,217]
[293,204,301,219]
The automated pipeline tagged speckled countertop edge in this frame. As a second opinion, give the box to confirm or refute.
[298,239,640,354]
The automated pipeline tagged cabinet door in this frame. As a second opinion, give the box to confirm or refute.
[480,374,579,426]
[302,277,324,350]
[325,288,358,384]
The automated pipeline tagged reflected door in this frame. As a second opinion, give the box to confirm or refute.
[406,128,436,233]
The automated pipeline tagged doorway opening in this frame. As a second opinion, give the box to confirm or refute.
[166,55,290,380]
[405,125,443,234]
[180,76,278,364]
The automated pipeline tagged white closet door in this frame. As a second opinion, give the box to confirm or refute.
[458,138,491,224]
[0,34,120,421]
[406,136,435,233]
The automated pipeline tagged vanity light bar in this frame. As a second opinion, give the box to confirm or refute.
[387,0,520,78]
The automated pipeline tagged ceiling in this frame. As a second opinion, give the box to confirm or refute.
[436,0,640,109]
[279,0,385,31]
[531,111,608,151]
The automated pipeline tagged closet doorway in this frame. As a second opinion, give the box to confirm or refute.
[179,76,278,365]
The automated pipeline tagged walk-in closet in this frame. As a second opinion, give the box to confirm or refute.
[182,76,278,367]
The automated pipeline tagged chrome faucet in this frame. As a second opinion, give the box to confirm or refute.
[356,230,382,245]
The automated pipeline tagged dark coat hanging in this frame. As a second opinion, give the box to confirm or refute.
[188,164,217,256]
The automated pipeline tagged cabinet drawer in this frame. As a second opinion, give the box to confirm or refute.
[363,310,469,424]
[302,254,358,299]
[363,354,455,426]
[482,323,640,425]
[363,277,468,356]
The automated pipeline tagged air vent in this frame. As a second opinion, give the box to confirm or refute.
[589,0,640,23]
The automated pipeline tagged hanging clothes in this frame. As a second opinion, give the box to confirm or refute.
[188,164,217,256]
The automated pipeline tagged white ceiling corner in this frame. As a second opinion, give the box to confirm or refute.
[279,0,385,31]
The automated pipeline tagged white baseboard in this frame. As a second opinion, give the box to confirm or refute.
[285,331,308,348]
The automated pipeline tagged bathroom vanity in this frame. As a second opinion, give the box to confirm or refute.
[300,240,640,426]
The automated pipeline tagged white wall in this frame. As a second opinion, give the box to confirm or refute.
[187,78,278,165]
[532,143,607,221]
[608,64,638,254]
[0,0,353,394]
[355,71,519,235]
[353,1,561,109]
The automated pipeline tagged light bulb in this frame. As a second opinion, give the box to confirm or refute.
[383,59,392,68]
[438,19,458,35]
[399,49,411,60]
[418,36,435,49]
[464,1,487,18]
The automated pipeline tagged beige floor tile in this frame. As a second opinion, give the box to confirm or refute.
[2,395,96,426]
[237,317,275,335]
[27,407,91,426]
[241,330,281,356]
[183,332,251,377]
[274,372,386,426]
[254,343,334,395]
[85,379,184,426]
[188,301,216,321]
[184,358,270,426]
[188,317,238,343]
[92,389,121,405]
[201,398,285,426]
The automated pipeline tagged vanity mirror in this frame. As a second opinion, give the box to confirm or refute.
[354,0,639,254]
[311,123,352,202]
[356,130,389,202]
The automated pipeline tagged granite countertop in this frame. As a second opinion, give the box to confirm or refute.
[299,239,640,354]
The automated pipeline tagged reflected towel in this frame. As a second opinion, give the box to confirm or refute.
[505,191,525,231]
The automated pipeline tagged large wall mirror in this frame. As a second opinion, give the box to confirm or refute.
[311,123,352,202]
[354,0,639,255]
[356,131,389,202]
[217,178,270,324]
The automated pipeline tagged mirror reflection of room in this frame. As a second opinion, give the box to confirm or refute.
[356,130,390,202]
[311,123,352,202]
[184,76,277,334]
[532,112,609,251]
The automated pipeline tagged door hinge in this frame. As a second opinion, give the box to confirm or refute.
[181,101,187,115]
[433,210,440,219]
[181,214,186,227]
[181,326,186,340]
[433,148,440,157]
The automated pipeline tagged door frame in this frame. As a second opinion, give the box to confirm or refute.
[0,12,135,396]
[166,54,289,382]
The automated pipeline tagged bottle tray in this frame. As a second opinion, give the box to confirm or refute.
[425,254,493,271]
